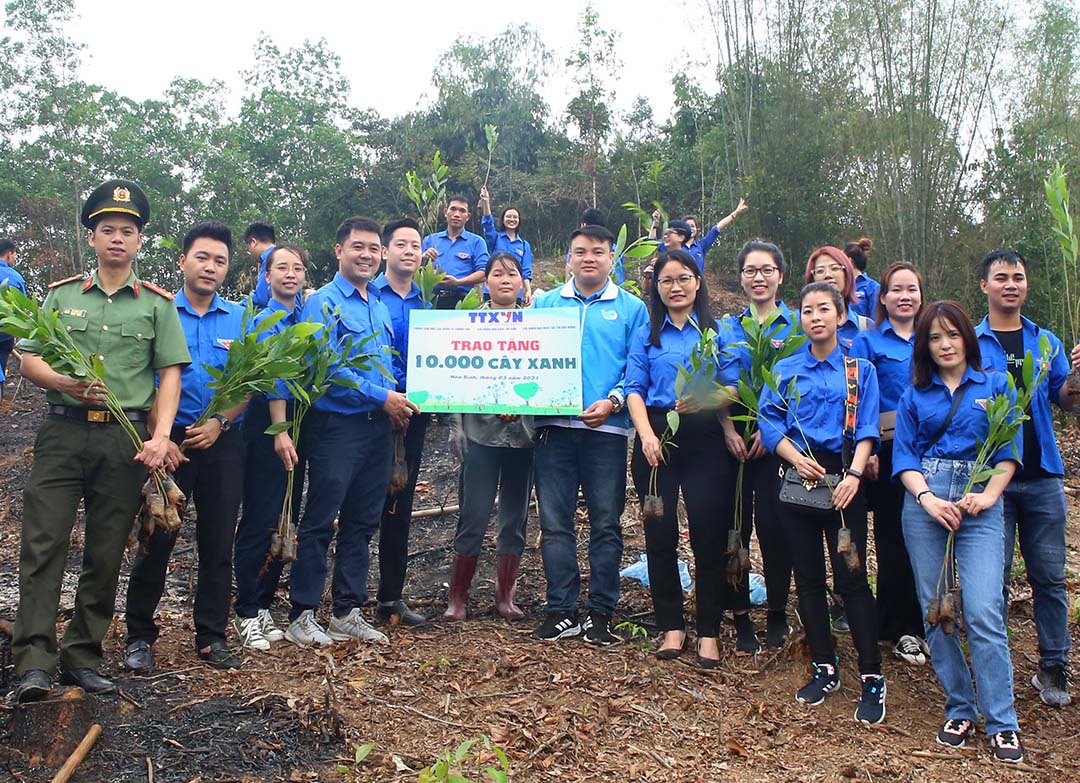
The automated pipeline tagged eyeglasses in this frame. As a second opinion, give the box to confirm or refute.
[657,274,696,288]
[741,266,779,278]
[813,265,846,277]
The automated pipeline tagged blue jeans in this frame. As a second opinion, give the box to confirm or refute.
[902,458,1018,734]
[534,426,627,616]
[288,410,392,621]
[1002,476,1072,668]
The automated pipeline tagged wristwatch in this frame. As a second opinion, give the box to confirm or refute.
[607,394,623,414]
[210,413,232,432]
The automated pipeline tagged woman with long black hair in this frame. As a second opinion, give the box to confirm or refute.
[626,250,731,667]
[849,262,928,666]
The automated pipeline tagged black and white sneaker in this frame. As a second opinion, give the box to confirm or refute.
[989,730,1024,764]
[582,612,619,646]
[936,718,975,748]
[854,674,886,725]
[533,612,581,641]
[795,661,840,705]
[893,634,927,666]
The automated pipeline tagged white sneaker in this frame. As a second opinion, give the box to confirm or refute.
[326,608,389,643]
[893,634,927,666]
[257,609,285,642]
[285,610,333,648]
[233,615,271,651]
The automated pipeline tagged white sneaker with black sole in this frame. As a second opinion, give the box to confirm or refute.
[285,609,333,648]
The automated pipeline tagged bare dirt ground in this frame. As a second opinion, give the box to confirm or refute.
[1,265,1079,782]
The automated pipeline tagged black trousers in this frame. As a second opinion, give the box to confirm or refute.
[376,413,430,603]
[434,290,468,310]
[126,426,245,649]
[866,441,923,642]
[232,397,305,619]
[781,452,881,674]
[630,409,731,636]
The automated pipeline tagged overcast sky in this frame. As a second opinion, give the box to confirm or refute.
[66,0,717,125]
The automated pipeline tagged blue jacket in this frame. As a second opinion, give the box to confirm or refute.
[301,273,396,415]
[850,273,881,320]
[758,344,880,456]
[892,365,1020,477]
[532,278,648,435]
[975,315,1068,476]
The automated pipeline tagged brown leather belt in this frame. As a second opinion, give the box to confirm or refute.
[47,404,149,424]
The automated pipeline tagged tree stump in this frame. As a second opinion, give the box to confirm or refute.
[5,687,94,768]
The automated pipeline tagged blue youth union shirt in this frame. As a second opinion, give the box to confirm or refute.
[891,366,1021,477]
[173,289,247,427]
[758,343,880,455]
[625,315,722,408]
[847,319,914,413]
[372,273,425,391]
[302,272,396,414]
[421,230,489,292]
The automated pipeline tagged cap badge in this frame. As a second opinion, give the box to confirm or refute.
[113,186,132,203]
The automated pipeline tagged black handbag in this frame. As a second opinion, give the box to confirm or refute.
[777,356,858,511]
[778,466,842,510]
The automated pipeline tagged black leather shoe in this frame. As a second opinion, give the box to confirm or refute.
[13,669,52,703]
[123,640,154,674]
[60,667,117,694]
[376,599,428,626]
[198,641,241,670]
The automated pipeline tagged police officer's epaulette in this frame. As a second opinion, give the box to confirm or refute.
[141,280,174,300]
[48,274,86,289]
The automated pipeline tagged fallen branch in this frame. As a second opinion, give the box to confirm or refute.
[357,691,477,730]
[909,750,971,760]
[49,723,101,783]
[412,504,459,519]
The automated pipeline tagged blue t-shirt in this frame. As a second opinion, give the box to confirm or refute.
[850,274,881,320]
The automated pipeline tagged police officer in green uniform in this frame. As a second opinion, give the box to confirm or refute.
[11,180,191,702]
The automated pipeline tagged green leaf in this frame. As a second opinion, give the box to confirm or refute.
[666,409,680,436]
[264,421,293,435]
[353,742,374,764]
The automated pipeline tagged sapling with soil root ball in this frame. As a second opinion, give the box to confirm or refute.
[925,339,1052,634]
[264,309,394,562]
[0,286,194,543]
[725,311,807,586]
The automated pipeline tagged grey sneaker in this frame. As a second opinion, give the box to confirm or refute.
[327,608,389,643]
[233,615,271,651]
[285,610,333,648]
[257,609,286,642]
[1032,663,1071,707]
